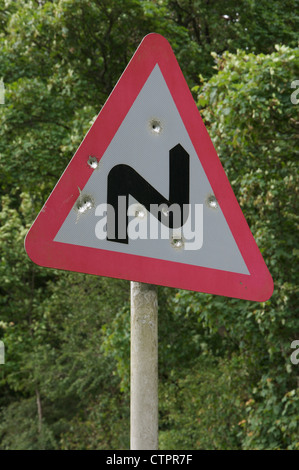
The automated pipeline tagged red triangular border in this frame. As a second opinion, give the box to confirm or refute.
[25,33,273,301]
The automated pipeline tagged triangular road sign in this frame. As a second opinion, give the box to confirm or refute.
[25,33,273,301]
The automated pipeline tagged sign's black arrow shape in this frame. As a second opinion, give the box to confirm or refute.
[107,143,190,243]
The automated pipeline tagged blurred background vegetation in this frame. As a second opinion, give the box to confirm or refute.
[0,0,298,449]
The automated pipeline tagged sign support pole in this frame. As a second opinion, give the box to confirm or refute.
[130,281,158,450]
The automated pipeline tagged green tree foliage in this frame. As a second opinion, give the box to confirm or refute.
[174,45,299,449]
[0,0,298,450]
[167,0,298,69]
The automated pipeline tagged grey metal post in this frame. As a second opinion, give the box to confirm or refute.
[130,281,158,450]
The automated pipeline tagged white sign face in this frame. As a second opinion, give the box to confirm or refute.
[54,65,249,275]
